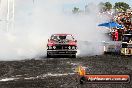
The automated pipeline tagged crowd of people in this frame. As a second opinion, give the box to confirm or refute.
[114,10,132,30]
[111,10,132,41]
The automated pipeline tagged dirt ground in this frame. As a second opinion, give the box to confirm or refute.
[0,55,132,88]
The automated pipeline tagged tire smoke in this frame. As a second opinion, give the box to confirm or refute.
[0,0,110,60]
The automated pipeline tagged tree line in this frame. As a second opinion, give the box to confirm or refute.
[72,2,131,13]
[99,2,130,12]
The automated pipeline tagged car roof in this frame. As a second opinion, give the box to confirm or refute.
[52,34,73,36]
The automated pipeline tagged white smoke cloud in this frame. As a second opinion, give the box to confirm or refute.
[0,0,110,60]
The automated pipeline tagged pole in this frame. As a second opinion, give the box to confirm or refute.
[33,0,34,4]
[7,0,10,32]
[0,0,1,9]
[12,0,15,31]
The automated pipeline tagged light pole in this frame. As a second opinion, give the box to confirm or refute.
[33,0,35,4]
[12,0,15,32]
[6,0,15,32]
[6,0,10,32]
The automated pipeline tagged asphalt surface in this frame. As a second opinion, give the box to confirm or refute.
[0,55,132,88]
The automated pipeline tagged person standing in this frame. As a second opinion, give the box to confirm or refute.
[115,30,119,41]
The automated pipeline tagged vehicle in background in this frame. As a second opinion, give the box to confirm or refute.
[103,41,121,54]
[121,34,132,55]
[104,33,132,55]
[47,34,77,58]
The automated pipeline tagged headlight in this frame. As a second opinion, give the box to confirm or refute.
[72,46,76,49]
[48,46,52,49]
[68,46,71,49]
[53,46,56,49]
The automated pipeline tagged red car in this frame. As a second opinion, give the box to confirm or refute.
[47,34,77,58]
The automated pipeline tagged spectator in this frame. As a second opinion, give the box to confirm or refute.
[115,30,119,41]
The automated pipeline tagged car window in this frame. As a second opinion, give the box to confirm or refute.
[51,35,58,40]
[51,35,74,41]
[66,35,74,40]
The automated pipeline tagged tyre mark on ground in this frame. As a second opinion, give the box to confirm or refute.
[0,62,14,78]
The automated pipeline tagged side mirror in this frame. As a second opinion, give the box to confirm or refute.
[75,40,77,42]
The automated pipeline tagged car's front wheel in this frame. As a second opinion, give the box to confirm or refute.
[47,53,51,58]
[72,54,76,58]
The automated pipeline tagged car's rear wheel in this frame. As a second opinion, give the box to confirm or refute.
[47,53,51,58]
[72,54,76,58]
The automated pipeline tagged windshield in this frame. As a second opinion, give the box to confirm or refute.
[51,35,74,41]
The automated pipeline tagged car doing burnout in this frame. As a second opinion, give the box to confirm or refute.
[47,34,77,58]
